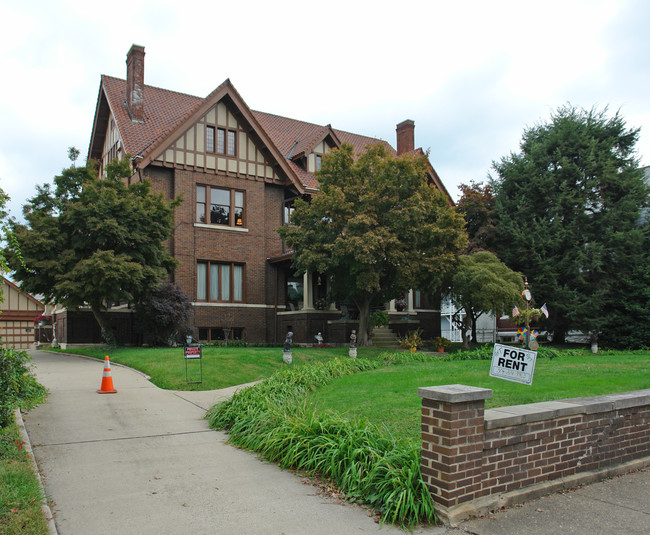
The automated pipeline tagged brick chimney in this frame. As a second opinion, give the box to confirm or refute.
[396,119,415,155]
[126,44,145,122]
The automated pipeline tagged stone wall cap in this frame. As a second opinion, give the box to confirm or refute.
[484,401,584,428]
[418,384,493,403]
[562,389,650,411]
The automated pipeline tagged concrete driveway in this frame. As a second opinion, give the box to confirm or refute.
[23,351,425,535]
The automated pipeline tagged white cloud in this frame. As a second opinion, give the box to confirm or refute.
[1,0,649,217]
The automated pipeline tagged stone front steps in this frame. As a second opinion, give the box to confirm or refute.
[371,326,401,349]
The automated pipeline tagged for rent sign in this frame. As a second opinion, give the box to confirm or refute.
[489,343,537,385]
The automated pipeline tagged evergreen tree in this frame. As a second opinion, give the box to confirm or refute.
[491,105,650,347]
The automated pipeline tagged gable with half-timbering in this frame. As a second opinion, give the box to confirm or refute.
[154,100,282,183]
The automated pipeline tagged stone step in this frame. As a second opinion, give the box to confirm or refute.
[371,326,401,348]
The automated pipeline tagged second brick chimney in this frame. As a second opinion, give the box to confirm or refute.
[126,44,145,122]
[396,119,415,155]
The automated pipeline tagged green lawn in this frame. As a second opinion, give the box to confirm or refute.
[307,352,650,441]
[57,346,650,442]
[0,421,49,535]
[56,345,390,390]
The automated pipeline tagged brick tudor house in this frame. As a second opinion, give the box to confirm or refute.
[56,45,454,347]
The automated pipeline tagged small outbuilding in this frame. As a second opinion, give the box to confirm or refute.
[0,276,46,349]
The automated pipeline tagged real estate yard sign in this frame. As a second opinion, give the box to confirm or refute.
[490,343,537,385]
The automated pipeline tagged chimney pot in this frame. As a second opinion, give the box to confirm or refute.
[396,119,415,155]
[126,44,145,122]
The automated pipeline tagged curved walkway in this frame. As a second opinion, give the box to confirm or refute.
[23,351,417,535]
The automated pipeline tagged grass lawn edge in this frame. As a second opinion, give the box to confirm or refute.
[12,408,56,534]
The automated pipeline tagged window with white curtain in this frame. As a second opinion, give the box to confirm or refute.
[220,264,230,301]
[233,265,243,301]
[197,262,207,300]
[197,261,243,302]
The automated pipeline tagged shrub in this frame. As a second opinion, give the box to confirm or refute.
[207,353,437,527]
[370,310,389,329]
[135,283,192,346]
[0,348,45,427]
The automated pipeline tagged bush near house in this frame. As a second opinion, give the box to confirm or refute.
[0,349,45,427]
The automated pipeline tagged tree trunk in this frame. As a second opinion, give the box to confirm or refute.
[590,330,599,354]
[552,327,566,344]
[461,314,472,350]
[355,295,372,347]
[90,304,117,346]
[471,311,482,345]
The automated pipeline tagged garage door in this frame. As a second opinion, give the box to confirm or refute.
[0,320,34,350]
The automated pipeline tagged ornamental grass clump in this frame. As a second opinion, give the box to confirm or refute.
[207,355,436,527]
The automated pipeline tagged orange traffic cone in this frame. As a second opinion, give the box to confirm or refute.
[97,355,118,394]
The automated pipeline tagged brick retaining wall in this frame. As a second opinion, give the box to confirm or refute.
[419,385,650,524]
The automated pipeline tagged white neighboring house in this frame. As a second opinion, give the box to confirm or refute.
[440,294,499,343]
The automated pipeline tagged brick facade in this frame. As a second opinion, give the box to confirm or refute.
[85,46,452,346]
[419,385,650,524]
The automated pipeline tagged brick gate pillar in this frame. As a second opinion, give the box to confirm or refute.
[418,384,492,523]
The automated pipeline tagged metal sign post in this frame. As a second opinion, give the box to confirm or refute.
[184,345,203,384]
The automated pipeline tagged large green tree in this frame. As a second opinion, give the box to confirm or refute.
[278,143,467,345]
[449,251,524,349]
[5,154,180,344]
[491,105,650,347]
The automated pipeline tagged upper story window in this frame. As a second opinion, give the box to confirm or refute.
[214,128,236,156]
[284,199,295,224]
[197,186,245,227]
[315,154,322,171]
[206,126,215,152]
[206,126,236,156]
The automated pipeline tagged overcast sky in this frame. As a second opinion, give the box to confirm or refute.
[1,0,649,220]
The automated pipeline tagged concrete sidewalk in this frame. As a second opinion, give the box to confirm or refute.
[445,468,649,535]
[22,351,649,534]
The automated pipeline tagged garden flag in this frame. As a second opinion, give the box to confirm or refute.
[541,303,549,318]
[512,304,520,317]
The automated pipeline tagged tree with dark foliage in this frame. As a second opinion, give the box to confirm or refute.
[136,283,192,346]
[491,105,650,347]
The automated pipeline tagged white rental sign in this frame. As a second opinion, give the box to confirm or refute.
[489,343,538,385]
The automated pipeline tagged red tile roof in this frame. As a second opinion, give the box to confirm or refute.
[93,76,452,203]
[99,75,202,158]
[94,76,394,191]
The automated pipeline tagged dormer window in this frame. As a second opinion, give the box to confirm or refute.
[315,154,322,171]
